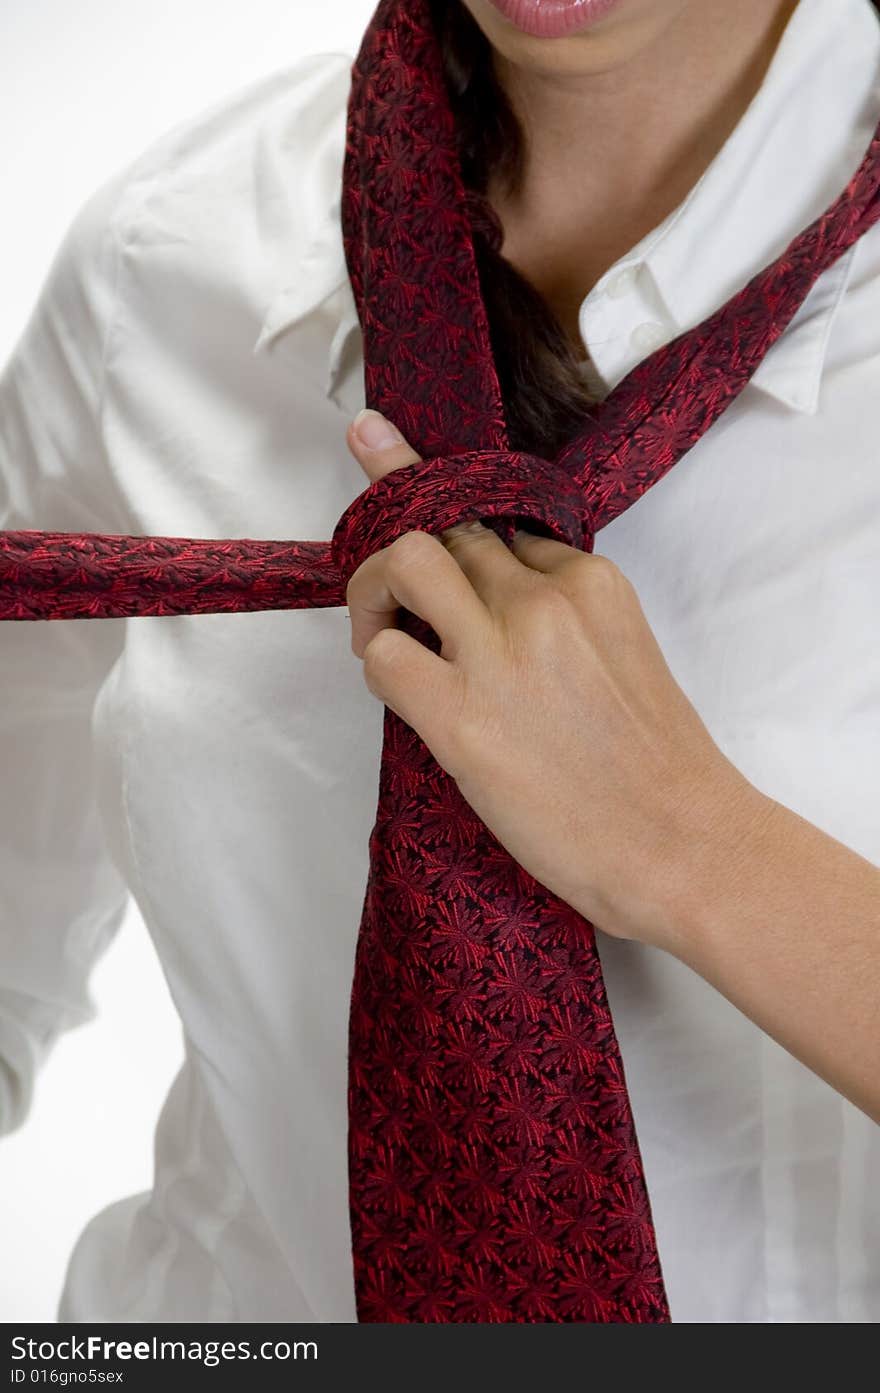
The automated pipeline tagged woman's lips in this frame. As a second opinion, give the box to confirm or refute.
[485,0,623,40]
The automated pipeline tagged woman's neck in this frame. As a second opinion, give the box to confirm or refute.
[489,0,799,347]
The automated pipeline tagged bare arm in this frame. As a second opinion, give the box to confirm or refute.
[663,788,880,1122]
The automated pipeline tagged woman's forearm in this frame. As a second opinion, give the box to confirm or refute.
[654,786,880,1121]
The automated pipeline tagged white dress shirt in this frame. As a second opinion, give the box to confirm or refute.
[1,0,879,1324]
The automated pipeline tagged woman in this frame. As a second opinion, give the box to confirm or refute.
[0,0,878,1322]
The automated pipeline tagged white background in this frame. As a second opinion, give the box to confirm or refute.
[0,0,373,1324]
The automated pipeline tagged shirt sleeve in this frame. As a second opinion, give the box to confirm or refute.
[0,172,134,1136]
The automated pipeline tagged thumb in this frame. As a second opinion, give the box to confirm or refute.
[347,408,494,551]
[347,408,422,483]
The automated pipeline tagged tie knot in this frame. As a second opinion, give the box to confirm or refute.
[331,449,595,591]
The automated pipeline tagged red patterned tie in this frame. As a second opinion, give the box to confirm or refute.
[3,0,880,1323]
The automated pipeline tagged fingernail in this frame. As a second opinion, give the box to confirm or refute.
[352,408,404,451]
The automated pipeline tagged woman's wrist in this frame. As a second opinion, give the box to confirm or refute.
[584,763,780,959]
[645,775,782,962]
[614,771,880,1120]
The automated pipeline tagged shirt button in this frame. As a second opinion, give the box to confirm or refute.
[630,321,666,352]
[606,265,638,298]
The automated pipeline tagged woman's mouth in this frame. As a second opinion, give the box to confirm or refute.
[485,0,623,40]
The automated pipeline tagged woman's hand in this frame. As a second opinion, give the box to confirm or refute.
[344,410,880,1118]
[343,409,772,950]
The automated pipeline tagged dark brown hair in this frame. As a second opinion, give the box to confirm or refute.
[430,0,598,457]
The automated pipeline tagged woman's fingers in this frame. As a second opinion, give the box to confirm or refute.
[510,527,588,575]
[346,413,495,654]
[346,412,484,650]
[346,408,421,480]
[346,530,490,660]
[361,626,463,770]
[347,410,534,609]
[438,520,531,610]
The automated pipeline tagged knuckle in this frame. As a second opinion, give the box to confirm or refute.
[362,627,404,684]
[441,519,487,551]
[519,581,577,634]
[344,568,365,611]
[563,552,635,612]
[507,583,582,664]
[386,529,440,577]
[580,553,626,595]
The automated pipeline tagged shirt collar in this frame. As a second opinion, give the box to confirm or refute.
[581,0,880,414]
[252,206,359,403]
[251,51,359,403]
[255,0,880,415]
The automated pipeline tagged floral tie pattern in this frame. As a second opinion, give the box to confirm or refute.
[3,0,880,1323]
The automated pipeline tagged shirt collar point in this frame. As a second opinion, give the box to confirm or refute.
[254,236,351,357]
[324,301,361,401]
[748,368,821,415]
[747,240,858,414]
